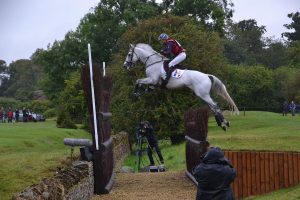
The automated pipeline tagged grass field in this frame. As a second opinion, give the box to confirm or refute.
[124,111,300,199]
[0,119,90,200]
[1,111,300,200]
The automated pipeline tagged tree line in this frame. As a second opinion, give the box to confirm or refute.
[0,1,299,142]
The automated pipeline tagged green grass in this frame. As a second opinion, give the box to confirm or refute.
[1,112,300,199]
[123,111,300,199]
[0,119,90,200]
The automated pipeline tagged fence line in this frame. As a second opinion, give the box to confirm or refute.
[224,150,300,199]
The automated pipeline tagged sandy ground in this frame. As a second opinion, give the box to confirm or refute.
[92,171,197,200]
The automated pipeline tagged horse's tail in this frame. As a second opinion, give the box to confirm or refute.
[209,75,240,115]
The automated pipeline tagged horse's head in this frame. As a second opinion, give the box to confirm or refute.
[123,44,139,70]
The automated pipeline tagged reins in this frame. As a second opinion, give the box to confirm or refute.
[127,45,168,69]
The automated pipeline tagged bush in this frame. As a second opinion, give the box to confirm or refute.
[44,108,56,118]
[56,106,77,129]
[0,97,23,109]
[29,100,53,114]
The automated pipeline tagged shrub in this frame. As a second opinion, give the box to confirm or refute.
[56,106,77,129]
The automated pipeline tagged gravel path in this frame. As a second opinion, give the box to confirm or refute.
[93,171,197,200]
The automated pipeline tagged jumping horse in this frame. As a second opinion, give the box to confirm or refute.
[123,43,239,130]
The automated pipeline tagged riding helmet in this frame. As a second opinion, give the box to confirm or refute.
[158,33,169,40]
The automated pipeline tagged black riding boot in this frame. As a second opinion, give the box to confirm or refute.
[161,66,175,89]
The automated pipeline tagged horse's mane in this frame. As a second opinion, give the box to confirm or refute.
[136,43,157,53]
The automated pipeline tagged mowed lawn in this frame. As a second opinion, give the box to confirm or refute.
[124,111,300,200]
[1,111,300,199]
[0,119,90,200]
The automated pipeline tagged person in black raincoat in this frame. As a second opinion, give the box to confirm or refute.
[193,147,237,200]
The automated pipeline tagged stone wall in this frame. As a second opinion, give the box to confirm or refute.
[13,132,131,200]
[13,161,94,200]
[112,131,131,171]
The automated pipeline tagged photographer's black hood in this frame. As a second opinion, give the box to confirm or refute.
[202,147,229,165]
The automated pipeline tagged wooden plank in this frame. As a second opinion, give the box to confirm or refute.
[255,152,261,195]
[224,150,229,158]
[273,153,280,190]
[265,152,270,193]
[250,152,256,196]
[293,153,299,185]
[242,151,248,198]
[238,152,243,198]
[288,153,294,186]
[269,152,275,192]
[278,153,285,188]
[232,151,239,199]
[246,152,252,196]
[260,152,266,194]
[283,153,289,188]
[298,153,300,183]
[227,151,235,198]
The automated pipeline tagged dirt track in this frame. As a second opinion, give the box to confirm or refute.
[93,171,197,200]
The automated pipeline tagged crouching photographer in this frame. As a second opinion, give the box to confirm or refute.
[193,146,237,200]
[136,121,164,166]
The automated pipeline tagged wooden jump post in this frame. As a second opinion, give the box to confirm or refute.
[81,44,114,194]
[184,107,209,184]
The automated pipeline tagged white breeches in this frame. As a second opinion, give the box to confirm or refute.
[160,52,186,79]
[169,52,186,67]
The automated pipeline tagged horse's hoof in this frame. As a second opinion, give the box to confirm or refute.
[221,122,227,131]
[226,121,230,127]
[133,93,141,99]
[221,125,227,131]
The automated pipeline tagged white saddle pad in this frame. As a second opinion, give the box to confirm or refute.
[171,69,185,79]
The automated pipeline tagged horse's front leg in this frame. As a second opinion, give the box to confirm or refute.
[134,77,156,97]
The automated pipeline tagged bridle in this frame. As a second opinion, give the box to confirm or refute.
[125,45,168,69]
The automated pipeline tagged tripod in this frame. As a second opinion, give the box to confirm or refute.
[135,133,164,172]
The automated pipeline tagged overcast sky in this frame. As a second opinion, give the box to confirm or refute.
[0,0,299,65]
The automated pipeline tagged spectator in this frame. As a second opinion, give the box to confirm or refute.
[0,106,4,123]
[22,107,28,122]
[15,109,19,122]
[193,146,237,200]
[297,101,300,116]
[282,100,289,116]
[289,101,296,116]
[7,107,13,123]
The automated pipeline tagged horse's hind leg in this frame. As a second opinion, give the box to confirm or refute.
[197,94,229,131]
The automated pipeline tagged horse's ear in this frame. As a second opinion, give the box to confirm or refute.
[129,44,133,48]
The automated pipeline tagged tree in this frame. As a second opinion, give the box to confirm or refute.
[286,41,300,66]
[283,12,300,42]
[0,60,9,96]
[220,65,277,111]
[171,0,234,35]
[259,39,288,68]
[224,19,266,65]
[36,0,161,101]
[2,60,43,100]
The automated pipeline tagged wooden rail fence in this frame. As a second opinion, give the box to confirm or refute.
[224,150,300,199]
[184,107,300,199]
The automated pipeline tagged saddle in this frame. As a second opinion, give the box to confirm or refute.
[160,61,187,89]
[163,61,187,73]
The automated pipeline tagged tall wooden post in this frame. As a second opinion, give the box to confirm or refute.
[184,107,209,184]
[81,63,114,194]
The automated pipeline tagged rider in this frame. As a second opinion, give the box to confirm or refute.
[158,33,186,88]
